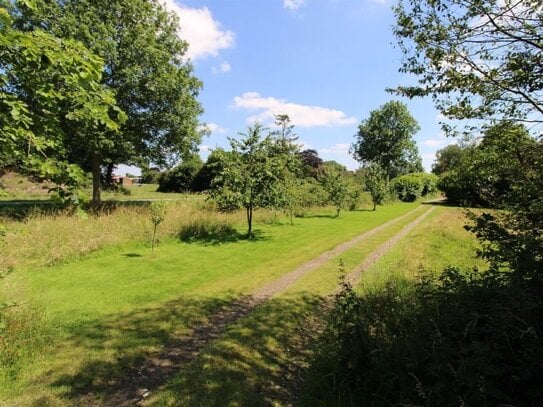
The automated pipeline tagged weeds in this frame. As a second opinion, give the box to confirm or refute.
[304,267,543,406]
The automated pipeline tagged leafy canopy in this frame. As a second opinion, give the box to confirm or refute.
[392,0,543,128]
[210,123,292,237]
[14,0,204,202]
[352,101,423,180]
[0,4,123,192]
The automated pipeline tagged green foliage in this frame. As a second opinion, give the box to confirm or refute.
[319,168,359,217]
[140,167,161,184]
[391,173,423,202]
[210,123,291,237]
[437,123,539,207]
[392,172,438,202]
[361,164,388,210]
[191,150,226,192]
[432,144,464,175]
[15,0,204,203]
[306,268,543,406]
[393,0,543,128]
[352,101,423,180]
[0,5,124,196]
[157,156,203,193]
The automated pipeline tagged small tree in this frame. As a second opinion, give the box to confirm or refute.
[149,201,167,253]
[210,123,287,238]
[364,164,388,210]
[320,168,352,217]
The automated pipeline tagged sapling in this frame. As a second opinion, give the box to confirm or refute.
[149,201,167,254]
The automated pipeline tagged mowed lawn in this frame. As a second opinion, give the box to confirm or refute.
[147,205,485,406]
[1,202,421,405]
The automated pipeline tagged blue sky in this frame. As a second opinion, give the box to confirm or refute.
[123,0,456,175]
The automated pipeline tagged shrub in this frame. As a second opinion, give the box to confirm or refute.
[157,156,203,193]
[304,268,543,406]
[391,172,438,202]
[419,172,438,195]
[391,173,424,202]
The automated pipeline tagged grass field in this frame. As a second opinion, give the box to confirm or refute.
[0,198,486,406]
[148,205,484,406]
[0,171,196,202]
[1,201,428,405]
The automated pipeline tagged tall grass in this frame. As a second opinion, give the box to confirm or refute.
[302,208,543,406]
[0,201,267,271]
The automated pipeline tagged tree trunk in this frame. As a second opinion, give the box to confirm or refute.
[104,162,115,190]
[91,152,102,205]
[246,203,253,238]
[373,201,376,211]
[336,206,340,217]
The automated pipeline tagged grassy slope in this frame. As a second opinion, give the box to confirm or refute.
[1,202,419,405]
[359,205,486,290]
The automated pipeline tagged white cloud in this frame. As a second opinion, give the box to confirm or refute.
[232,92,357,128]
[422,139,446,148]
[199,145,211,153]
[318,143,350,155]
[162,1,235,60]
[202,123,227,134]
[284,0,306,10]
[212,61,231,74]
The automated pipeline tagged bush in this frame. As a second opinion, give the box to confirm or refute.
[391,172,438,202]
[437,170,484,206]
[157,156,203,193]
[304,268,543,406]
[391,173,424,202]
[419,172,438,195]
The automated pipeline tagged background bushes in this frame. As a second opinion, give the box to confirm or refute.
[391,172,437,202]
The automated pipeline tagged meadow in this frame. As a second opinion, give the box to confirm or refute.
[0,197,442,405]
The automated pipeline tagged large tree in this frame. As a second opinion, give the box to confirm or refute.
[0,3,123,195]
[392,0,543,128]
[352,101,423,180]
[15,0,204,203]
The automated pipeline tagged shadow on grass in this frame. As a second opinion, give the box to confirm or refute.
[297,213,337,219]
[151,294,329,407]
[122,253,143,258]
[178,222,268,245]
[35,293,327,406]
[0,200,64,220]
[46,294,239,405]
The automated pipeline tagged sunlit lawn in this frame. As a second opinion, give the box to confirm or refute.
[1,202,421,405]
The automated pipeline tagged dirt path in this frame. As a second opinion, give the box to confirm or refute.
[99,205,433,406]
[343,205,436,287]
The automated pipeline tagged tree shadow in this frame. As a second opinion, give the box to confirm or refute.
[122,253,142,258]
[0,200,64,220]
[44,294,241,405]
[298,213,337,219]
[151,294,329,406]
[178,223,269,245]
[31,292,327,406]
